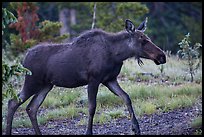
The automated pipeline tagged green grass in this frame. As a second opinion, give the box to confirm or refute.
[2,55,202,130]
[93,112,112,124]
[121,56,202,83]
[191,116,202,135]
[42,87,82,108]
[77,107,126,126]
[46,106,78,120]
[96,87,124,108]
[108,109,125,119]
[12,117,32,128]
[191,116,202,128]
[141,102,157,115]
[161,95,196,112]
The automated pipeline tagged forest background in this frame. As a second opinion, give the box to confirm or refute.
[2,2,202,55]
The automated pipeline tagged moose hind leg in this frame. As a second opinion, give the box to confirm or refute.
[104,80,140,135]
[6,91,33,135]
[26,85,53,135]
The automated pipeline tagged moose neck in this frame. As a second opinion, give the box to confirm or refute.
[108,31,135,63]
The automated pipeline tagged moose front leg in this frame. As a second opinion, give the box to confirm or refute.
[104,80,141,135]
[86,80,100,135]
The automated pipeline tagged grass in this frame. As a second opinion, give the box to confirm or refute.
[191,116,202,128]
[93,112,112,124]
[141,102,157,115]
[96,87,124,108]
[42,87,82,108]
[2,55,202,131]
[191,116,202,135]
[108,109,125,119]
[46,105,81,120]
[121,56,202,83]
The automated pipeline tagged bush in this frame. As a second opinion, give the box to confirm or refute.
[38,20,69,43]
[9,20,69,57]
[8,2,69,57]
[2,53,32,104]
[177,33,202,82]
[2,7,32,103]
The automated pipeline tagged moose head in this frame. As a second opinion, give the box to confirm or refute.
[125,18,166,66]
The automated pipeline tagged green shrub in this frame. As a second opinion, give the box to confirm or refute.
[38,20,69,42]
[2,8,32,103]
[8,2,69,57]
[9,20,69,57]
[2,8,17,35]
[2,49,32,104]
[177,33,202,82]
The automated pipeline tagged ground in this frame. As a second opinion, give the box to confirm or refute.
[4,97,202,135]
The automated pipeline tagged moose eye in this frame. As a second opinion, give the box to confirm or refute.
[142,39,148,46]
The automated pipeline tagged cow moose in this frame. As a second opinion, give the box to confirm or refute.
[6,18,166,135]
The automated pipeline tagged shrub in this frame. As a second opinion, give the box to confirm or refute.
[38,20,69,43]
[9,2,40,43]
[8,2,69,57]
[2,55,32,103]
[2,8,32,103]
[177,33,202,82]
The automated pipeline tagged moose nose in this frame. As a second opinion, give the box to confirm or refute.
[158,54,166,64]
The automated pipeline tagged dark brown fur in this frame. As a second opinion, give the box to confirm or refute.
[6,19,166,135]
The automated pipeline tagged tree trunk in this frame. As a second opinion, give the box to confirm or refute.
[59,8,70,36]
[70,9,76,25]
[91,3,97,29]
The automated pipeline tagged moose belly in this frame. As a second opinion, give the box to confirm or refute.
[49,71,88,88]
[47,62,88,88]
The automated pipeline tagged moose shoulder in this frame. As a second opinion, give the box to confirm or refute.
[6,18,166,135]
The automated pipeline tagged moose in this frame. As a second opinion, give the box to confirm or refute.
[6,18,166,135]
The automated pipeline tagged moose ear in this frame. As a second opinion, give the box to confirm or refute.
[137,17,148,32]
[125,19,135,33]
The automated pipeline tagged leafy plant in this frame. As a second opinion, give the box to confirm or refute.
[2,7,32,104]
[2,8,17,35]
[177,33,202,82]
[38,20,69,42]
[2,53,32,104]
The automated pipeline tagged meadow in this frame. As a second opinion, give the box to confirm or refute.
[2,55,202,133]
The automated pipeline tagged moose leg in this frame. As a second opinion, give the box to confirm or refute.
[6,91,33,135]
[26,85,52,135]
[86,81,100,135]
[104,80,141,135]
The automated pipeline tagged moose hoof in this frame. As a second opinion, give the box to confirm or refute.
[132,125,141,135]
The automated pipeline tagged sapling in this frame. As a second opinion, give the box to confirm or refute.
[177,33,202,82]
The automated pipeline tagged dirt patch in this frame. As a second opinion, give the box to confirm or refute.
[3,98,202,135]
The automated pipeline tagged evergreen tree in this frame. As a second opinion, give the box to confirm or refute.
[144,2,202,53]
